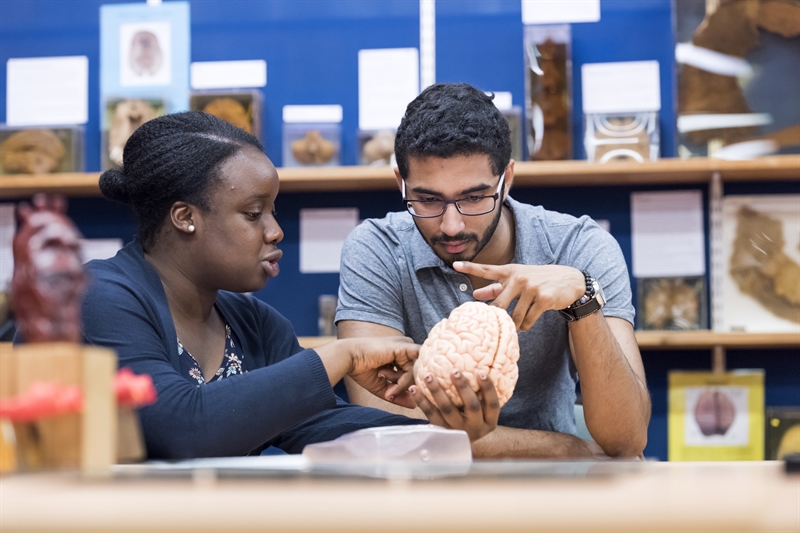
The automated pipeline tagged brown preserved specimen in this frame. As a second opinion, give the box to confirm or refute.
[11,194,86,343]
[203,98,252,134]
[362,130,395,165]
[0,130,66,174]
[730,205,800,324]
[108,100,158,166]
[679,0,800,145]
[529,39,570,160]
[291,130,336,165]
[643,279,701,330]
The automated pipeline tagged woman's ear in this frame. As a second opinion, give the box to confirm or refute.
[169,202,196,234]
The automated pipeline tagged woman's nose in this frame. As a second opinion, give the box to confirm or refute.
[264,218,284,244]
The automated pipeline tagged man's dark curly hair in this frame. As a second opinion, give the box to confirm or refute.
[394,82,512,179]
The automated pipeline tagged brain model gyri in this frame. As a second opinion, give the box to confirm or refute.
[414,302,520,409]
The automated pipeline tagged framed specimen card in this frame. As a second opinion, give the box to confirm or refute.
[669,370,764,461]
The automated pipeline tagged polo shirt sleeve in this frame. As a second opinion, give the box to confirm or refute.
[567,218,636,326]
[336,220,407,333]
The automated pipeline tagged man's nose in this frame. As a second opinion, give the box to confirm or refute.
[439,203,465,236]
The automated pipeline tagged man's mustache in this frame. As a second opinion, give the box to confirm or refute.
[431,232,478,245]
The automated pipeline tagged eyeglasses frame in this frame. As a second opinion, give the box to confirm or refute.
[402,172,506,219]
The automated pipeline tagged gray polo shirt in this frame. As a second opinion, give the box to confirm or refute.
[336,196,635,435]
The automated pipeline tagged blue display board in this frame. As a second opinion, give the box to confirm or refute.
[99,2,191,113]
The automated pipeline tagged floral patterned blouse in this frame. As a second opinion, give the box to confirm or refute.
[178,323,245,385]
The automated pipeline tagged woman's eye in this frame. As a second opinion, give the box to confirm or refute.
[246,212,262,220]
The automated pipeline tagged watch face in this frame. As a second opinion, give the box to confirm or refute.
[593,279,606,306]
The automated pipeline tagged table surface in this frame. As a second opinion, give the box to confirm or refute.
[1,460,798,532]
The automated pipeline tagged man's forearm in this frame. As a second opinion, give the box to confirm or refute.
[471,425,603,459]
[570,315,650,457]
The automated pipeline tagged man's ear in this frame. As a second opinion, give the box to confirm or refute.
[504,160,515,195]
[169,201,196,234]
[394,167,404,192]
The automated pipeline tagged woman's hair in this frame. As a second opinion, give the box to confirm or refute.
[99,111,264,248]
[394,82,511,180]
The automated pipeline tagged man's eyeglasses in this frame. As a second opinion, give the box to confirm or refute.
[402,173,505,218]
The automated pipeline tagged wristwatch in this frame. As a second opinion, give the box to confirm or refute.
[559,271,606,322]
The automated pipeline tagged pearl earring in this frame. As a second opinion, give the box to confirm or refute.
[187,224,195,233]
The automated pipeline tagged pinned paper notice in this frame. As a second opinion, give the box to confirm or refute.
[631,191,705,278]
[358,48,419,131]
[582,61,661,114]
[489,91,513,111]
[6,56,89,126]
[283,105,343,124]
[521,0,600,25]
[191,60,267,89]
[300,208,359,274]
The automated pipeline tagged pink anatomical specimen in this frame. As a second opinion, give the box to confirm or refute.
[414,302,520,409]
[694,389,736,437]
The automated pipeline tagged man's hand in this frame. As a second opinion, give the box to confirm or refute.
[409,368,500,441]
[453,261,585,331]
[347,337,420,409]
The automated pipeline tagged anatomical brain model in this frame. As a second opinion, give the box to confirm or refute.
[414,302,520,409]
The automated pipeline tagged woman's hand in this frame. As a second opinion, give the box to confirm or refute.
[344,337,420,409]
[409,369,500,441]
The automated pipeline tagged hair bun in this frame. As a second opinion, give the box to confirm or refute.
[98,167,132,204]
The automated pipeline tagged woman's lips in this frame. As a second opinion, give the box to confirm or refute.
[262,250,282,277]
[262,260,280,277]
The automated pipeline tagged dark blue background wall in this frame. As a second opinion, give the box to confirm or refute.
[1,0,797,460]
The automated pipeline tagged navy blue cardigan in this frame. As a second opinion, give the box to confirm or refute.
[80,240,420,459]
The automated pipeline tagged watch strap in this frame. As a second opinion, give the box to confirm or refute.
[559,271,604,322]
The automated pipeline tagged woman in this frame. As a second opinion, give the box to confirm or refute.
[84,112,498,459]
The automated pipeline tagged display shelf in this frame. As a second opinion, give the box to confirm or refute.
[298,332,800,351]
[1,155,798,199]
[635,331,800,350]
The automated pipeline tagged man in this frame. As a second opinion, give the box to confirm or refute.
[336,83,650,458]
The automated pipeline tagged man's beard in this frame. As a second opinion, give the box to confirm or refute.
[419,204,504,268]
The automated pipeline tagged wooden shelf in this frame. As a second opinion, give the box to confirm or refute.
[1,155,798,199]
[635,330,800,350]
[298,332,800,351]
